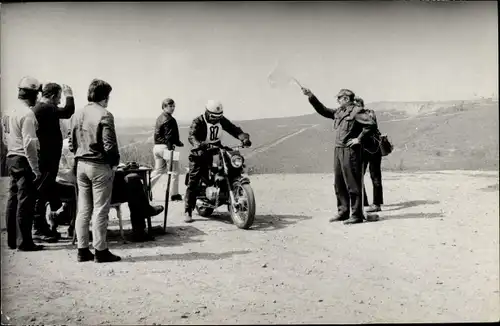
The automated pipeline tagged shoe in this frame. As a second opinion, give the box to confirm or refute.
[18,244,44,251]
[329,214,348,222]
[33,229,59,243]
[184,211,193,223]
[365,213,380,222]
[343,217,364,225]
[149,205,164,217]
[77,248,95,262]
[365,205,381,213]
[171,194,183,201]
[94,249,121,263]
[129,233,155,243]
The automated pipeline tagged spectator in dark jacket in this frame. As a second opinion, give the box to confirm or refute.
[31,82,75,242]
[151,98,184,201]
[69,79,121,263]
[354,97,384,213]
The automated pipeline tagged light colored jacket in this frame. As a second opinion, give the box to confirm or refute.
[69,102,120,167]
[2,100,40,175]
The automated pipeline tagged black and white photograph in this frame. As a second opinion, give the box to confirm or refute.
[0,1,498,324]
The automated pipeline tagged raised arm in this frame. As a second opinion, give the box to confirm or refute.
[302,88,336,119]
[55,85,75,119]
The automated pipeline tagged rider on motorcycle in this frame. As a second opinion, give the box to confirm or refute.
[184,100,252,223]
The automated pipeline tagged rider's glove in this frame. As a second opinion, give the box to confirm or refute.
[242,138,252,147]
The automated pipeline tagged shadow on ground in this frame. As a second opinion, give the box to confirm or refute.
[379,212,444,221]
[42,225,206,251]
[382,200,440,212]
[198,213,313,231]
[124,249,251,263]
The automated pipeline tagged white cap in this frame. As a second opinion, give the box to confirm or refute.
[18,76,41,91]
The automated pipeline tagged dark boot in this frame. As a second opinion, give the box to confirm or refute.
[149,205,164,217]
[365,205,381,213]
[170,194,183,201]
[94,249,121,263]
[77,247,95,262]
[184,210,193,223]
[343,217,364,225]
[33,230,59,243]
[329,214,348,222]
[18,243,44,251]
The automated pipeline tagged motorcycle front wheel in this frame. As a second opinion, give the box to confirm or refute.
[229,183,256,229]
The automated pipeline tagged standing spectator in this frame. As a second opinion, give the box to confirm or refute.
[302,88,376,224]
[2,76,44,251]
[31,82,75,241]
[151,98,184,201]
[354,97,384,212]
[69,79,121,263]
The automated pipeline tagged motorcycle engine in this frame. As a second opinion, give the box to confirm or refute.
[205,186,220,201]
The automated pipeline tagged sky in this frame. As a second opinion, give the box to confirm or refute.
[1,1,498,122]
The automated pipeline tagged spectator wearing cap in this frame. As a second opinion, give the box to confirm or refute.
[68,79,121,263]
[31,82,75,242]
[2,76,44,251]
[151,98,184,201]
[302,87,376,224]
[354,97,384,213]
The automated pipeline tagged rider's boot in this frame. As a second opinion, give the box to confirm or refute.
[184,210,193,223]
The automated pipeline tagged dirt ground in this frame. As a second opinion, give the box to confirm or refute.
[1,171,499,324]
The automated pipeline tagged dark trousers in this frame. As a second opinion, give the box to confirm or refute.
[5,155,36,248]
[184,152,213,212]
[33,162,62,233]
[112,172,151,235]
[362,151,384,206]
[334,146,364,220]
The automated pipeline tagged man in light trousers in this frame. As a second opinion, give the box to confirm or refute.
[69,79,121,263]
[151,98,184,201]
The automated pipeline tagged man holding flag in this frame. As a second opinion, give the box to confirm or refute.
[302,87,376,224]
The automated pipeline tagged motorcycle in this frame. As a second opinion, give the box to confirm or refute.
[187,142,256,229]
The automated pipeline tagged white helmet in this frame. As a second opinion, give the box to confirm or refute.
[205,100,223,115]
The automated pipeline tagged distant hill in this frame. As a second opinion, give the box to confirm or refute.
[117,98,499,173]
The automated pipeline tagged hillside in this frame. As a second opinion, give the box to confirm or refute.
[118,99,499,174]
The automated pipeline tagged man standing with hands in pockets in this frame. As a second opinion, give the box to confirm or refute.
[151,98,184,201]
[302,87,376,224]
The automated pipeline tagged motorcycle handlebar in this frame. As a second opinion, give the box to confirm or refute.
[206,143,249,151]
